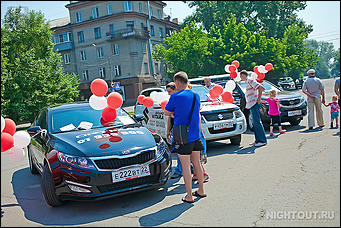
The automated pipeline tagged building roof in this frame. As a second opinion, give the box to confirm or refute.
[49,17,70,28]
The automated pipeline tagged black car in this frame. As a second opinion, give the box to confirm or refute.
[215,79,307,130]
[27,102,171,207]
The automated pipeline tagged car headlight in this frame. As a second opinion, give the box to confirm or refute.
[156,137,168,158]
[201,115,206,123]
[299,96,306,104]
[234,110,244,118]
[57,151,96,170]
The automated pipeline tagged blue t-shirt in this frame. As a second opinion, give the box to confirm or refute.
[165,89,201,143]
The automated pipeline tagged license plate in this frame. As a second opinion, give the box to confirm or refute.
[213,121,234,130]
[288,110,302,117]
[112,165,150,183]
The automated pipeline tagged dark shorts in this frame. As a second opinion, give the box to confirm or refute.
[172,139,204,155]
[269,115,281,126]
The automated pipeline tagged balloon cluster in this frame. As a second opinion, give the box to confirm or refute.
[224,60,240,79]
[251,63,273,83]
[89,79,123,123]
[208,80,235,104]
[1,116,30,162]
[137,91,170,110]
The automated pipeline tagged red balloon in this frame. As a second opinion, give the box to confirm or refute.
[253,66,260,74]
[3,118,16,136]
[257,79,264,83]
[101,107,117,122]
[228,64,237,72]
[137,95,145,104]
[258,72,265,80]
[221,91,234,103]
[143,97,154,108]
[230,71,237,79]
[232,60,240,68]
[212,85,224,96]
[209,89,219,99]
[265,63,273,71]
[160,100,168,110]
[1,132,14,152]
[90,79,108,97]
[107,92,123,109]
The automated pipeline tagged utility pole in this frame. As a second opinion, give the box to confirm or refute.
[146,1,155,78]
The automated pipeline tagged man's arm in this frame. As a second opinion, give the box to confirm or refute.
[257,85,263,104]
[321,88,325,104]
[334,81,340,98]
[302,88,314,98]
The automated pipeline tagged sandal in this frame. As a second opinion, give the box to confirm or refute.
[192,190,207,198]
[182,196,194,203]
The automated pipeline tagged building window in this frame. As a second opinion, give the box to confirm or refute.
[99,67,106,79]
[150,25,154,36]
[97,47,103,58]
[155,63,159,73]
[112,44,119,55]
[144,63,149,74]
[76,12,82,23]
[94,27,101,39]
[109,24,114,34]
[142,41,146,53]
[114,65,121,76]
[82,70,89,81]
[58,34,64,43]
[157,9,162,19]
[67,32,72,41]
[107,4,112,15]
[138,2,143,13]
[92,7,99,19]
[124,1,132,12]
[80,50,86,61]
[77,31,84,43]
[159,27,163,38]
[141,22,144,29]
[126,21,134,29]
[64,54,70,64]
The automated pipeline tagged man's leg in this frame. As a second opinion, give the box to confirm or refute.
[250,103,267,143]
[191,151,205,195]
[178,154,193,201]
[315,97,324,127]
[307,98,315,128]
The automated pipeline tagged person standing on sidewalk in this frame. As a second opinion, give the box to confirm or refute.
[165,71,206,203]
[302,69,325,130]
[240,70,267,147]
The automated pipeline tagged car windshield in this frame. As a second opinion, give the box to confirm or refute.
[50,105,136,134]
[239,80,281,93]
[191,86,212,102]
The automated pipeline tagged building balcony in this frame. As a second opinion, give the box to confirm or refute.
[106,28,149,41]
[53,42,73,52]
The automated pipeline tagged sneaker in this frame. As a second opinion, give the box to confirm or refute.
[269,132,274,136]
[254,142,267,147]
[203,173,210,183]
[249,141,256,146]
[279,130,286,134]
[308,127,313,130]
[330,123,334,128]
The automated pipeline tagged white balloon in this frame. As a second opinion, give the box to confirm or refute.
[89,95,107,110]
[13,131,31,148]
[225,80,236,92]
[7,146,25,162]
[234,73,241,82]
[249,72,258,80]
[1,116,5,132]
[258,65,268,74]
[224,64,231,73]
[149,91,159,103]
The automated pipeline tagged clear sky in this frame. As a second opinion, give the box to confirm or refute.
[1,1,339,49]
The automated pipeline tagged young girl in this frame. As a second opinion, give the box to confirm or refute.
[266,89,286,136]
[324,95,339,128]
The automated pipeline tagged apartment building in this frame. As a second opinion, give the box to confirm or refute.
[50,1,179,104]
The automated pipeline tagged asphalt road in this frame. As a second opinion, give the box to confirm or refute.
[1,78,340,227]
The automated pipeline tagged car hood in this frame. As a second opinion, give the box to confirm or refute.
[200,101,238,112]
[50,126,157,157]
[263,90,303,100]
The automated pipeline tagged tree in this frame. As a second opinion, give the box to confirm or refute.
[1,7,79,123]
[153,21,212,78]
[331,48,340,77]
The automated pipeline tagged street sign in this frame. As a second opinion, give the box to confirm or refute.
[114,82,120,90]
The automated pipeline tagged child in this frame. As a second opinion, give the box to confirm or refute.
[324,95,339,128]
[266,89,286,136]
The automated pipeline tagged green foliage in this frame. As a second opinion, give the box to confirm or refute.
[331,48,340,77]
[1,7,79,123]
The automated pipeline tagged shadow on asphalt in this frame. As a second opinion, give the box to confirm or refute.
[9,167,192,226]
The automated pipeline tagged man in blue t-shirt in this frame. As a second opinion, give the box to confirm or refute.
[165,71,206,203]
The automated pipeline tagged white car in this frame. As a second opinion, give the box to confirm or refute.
[134,85,247,145]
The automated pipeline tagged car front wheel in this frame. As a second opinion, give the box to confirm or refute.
[28,147,39,175]
[289,118,301,126]
[41,163,64,207]
[230,134,241,145]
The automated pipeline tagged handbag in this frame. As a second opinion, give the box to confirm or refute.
[173,92,196,145]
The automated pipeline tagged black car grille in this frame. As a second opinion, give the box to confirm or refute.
[97,175,160,193]
[94,149,156,170]
[280,99,301,106]
[203,112,233,122]
[208,124,236,134]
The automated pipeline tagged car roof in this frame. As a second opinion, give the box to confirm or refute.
[48,101,92,112]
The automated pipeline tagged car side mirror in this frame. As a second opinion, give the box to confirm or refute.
[134,114,144,123]
[27,126,47,137]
